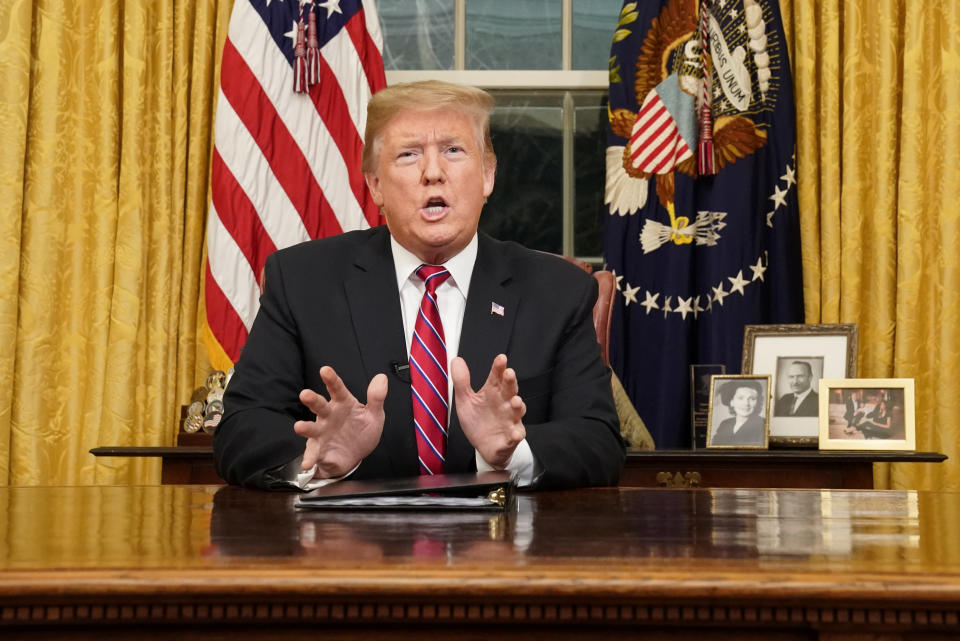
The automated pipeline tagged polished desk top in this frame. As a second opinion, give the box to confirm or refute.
[2,485,959,606]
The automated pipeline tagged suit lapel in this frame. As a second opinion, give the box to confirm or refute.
[446,235,519,471]
[344,228,419,477]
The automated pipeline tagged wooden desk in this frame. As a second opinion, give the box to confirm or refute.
[90,445,947,488]
[623,449,948,488]
[91,445,221,484]
[1,485,959,639]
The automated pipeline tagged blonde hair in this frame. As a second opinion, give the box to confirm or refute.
[361,80,497,173]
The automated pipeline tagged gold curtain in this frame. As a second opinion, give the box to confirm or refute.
[0,0,232,485]
[780,0,960,489]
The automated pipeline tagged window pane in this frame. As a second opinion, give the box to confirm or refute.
[573,92,608,257]
[466,1,561,70]
[572,0,621,70]
[482,93,563,253]
[379,0,454,70]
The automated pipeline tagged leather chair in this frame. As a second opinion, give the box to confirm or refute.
[551,255,614,366]
[590,270,615,367]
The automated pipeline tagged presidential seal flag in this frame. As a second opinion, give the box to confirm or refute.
[604,0,803,448]
[204,0,386,369]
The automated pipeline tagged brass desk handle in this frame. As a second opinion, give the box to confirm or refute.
[656,471,702,488]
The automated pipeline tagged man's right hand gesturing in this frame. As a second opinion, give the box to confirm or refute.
[294,366,387,479]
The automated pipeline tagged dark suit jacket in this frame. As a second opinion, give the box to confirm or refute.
[773,390,818,417]
[214,227,625,490]
[711,415,765,446]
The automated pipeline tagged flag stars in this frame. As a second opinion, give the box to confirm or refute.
[675,296,694,320]
[750,256,767,282]
[781,164,796,188]
[770,184,788,209]
[640,291,659,314]
[319,0,342,15]
[284,20,299,45]
[728,270,749,296]
[712,282,729,306]
[607,157,798,323]
[693,295,705,318]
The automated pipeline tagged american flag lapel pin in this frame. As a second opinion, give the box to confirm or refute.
[490,301,505,317]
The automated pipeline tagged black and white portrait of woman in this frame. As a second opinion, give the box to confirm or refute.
[707,377,771,448]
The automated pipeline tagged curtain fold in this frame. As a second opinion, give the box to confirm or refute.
[0,0,33,484]
[0,1,230,485]
[1,0,958,488]
[782,0,960,489]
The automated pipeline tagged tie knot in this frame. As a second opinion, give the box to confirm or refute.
[416,265,450,294]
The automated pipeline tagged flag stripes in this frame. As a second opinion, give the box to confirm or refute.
[205,0,385,365]
[630,93,693,174]
[219,40,339,238]
[209,150,279,282]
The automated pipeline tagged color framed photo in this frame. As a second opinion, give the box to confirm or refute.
[818,378,916,451]
[741,324,858,447]
[706,375,771,449]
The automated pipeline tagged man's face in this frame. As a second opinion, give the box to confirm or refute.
[364,108,495,264]
[786,363,812,394]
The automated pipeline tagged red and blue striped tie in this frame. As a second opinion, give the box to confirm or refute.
[411,265,451,475]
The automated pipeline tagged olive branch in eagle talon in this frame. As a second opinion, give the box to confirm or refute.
[612,2,639,43]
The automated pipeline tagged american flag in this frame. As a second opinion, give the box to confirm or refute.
[205,0,386,368]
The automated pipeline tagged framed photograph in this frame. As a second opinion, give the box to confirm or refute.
[741,324,858,447]
[690,364,726,449]
[818,378,916,451]
[706,374,771,449]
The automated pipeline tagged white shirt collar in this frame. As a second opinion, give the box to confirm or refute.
[389,233,478,296]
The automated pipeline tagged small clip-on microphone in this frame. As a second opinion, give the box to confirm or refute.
[391,360,411,382]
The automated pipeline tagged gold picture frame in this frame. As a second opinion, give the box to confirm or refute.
[706,374,771,449]
[741,324,858,447]
[818,378,916,451]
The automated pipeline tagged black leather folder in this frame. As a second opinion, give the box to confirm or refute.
[295,470,516,510]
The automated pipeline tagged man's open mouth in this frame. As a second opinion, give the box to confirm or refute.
[423,197,448,216]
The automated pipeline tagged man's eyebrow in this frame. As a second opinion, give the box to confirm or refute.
[394,134,426,146]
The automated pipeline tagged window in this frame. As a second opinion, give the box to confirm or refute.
[380,0,621,261]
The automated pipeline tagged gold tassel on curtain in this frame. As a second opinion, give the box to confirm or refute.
[781,0,960,490]
[0,1,232,486]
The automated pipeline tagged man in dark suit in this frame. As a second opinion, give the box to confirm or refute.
[214,80,625,491]
[773,360,819,417]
